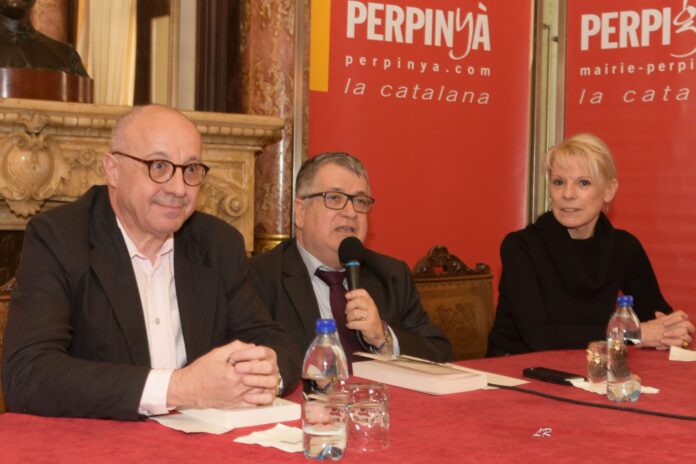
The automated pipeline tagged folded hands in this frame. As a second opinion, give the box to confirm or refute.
[640,310,695,350]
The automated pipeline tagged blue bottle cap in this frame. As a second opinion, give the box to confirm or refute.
[617,295,634,307]
[315,318,337,334]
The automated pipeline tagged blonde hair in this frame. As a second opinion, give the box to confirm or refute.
[544,133,617,182]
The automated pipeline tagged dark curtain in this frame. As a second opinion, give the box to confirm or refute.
[195,0,242,112]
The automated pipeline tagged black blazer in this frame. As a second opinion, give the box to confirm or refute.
[250,239,453,371]
[2,186,301,420]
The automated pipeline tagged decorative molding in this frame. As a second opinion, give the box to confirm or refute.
[0,131,70,216]
[253,232,289,255]
[0,98,283,251]
[412,245,491,279]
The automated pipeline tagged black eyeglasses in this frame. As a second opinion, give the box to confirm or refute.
[112,151,210,186]
[302,191,375,213]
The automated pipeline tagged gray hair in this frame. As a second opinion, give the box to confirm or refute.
[295,152,370,197]
[545,133,617,182]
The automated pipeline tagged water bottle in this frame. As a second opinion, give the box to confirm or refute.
[607,295,641,345]
[302,319,349,460]
[606,295,641,402]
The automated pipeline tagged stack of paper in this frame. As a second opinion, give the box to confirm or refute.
[352,353,487,395]
[179,398,301,429]
[669,345,696,361]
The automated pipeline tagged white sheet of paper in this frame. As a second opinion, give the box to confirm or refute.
[669,345,696,362]
[569,379,659,395]
[233,424,303,453]
[150,412,233,434]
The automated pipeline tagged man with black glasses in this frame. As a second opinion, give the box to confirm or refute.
[2,105,300,420]
[251,152,452,366]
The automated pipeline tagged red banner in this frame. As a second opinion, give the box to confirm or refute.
[565,0,696,318]
[309,0,534,277]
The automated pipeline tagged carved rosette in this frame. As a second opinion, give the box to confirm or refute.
[60,148,107,197]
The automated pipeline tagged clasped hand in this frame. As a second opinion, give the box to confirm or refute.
[167,340,280,410]
[640,310,695,350]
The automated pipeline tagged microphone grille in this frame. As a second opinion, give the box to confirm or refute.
[338,236,365,264]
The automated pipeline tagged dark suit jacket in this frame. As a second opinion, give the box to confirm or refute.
[250,239,453,369]
[1,186,301,420]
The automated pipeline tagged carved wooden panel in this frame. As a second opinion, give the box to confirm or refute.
[415,274,494,361]
[413,246,494,360]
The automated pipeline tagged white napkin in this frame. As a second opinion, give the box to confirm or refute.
[233,424,303,453]
[669,345,696,361]
[150,412,233,434]
[569,379,659,395]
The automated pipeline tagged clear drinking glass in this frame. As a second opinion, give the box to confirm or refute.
[302,392,348,460]
[344,382,389,452]
[586,340,608,392]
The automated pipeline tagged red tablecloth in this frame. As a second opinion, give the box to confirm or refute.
[1,349,695,463]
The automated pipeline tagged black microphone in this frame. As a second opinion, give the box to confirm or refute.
[338,236,365,290]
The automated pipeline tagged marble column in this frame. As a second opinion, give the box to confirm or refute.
[241,0,309,254]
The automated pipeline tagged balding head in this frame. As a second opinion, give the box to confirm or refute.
[110,105,201,153]
[103,105,203,256]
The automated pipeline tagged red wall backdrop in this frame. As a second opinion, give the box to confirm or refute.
[309,0,534,282]
[565,0,696,320]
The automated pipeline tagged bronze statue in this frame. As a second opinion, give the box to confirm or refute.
[0,0,88,77]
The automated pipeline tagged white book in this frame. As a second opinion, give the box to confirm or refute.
[179,398,301,429]
[352,353,487,395]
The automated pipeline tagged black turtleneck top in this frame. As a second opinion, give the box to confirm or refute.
[488,211,671,355]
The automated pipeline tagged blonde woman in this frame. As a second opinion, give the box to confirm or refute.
[488,133,694,355]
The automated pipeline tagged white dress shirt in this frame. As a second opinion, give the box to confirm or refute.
[117,220,186,416]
